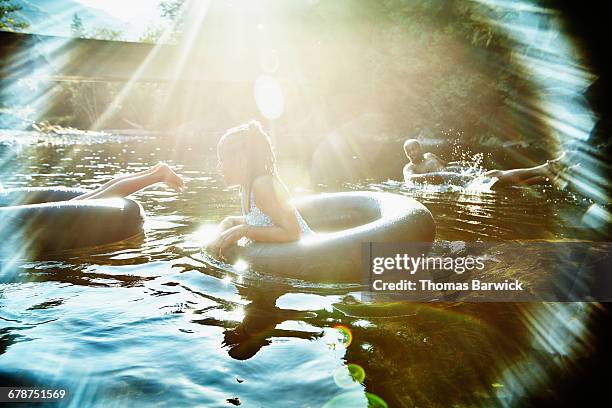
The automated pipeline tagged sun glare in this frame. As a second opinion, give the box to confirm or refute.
[254,75,284,120]
[192,223,218,246]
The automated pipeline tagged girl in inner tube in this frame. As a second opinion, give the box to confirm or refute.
[209,120,312,258]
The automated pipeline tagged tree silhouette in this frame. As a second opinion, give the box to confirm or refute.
[70,13,84,37]
[0,0,28,31]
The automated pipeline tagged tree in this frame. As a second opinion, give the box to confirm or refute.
[0,0,28,31]
[160,0,186,21]
[138,24,163,44]
[70,12,84,37]
[88,27,123,41]
[159,0,186,42]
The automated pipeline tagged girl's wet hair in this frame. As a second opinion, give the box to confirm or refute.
[221,120,277,182]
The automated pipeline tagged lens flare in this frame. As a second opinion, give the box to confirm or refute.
[322,390,368,408]
[365,392,389,408]
[254,75,284,119]
[333,364,364,389]
[333,324,353,348]
[259,49,280,74]
[191,223,219,246]
[347,363,365,383]
[232,259,249,272]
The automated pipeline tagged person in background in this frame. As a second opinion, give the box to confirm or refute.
[403,138,566,187]
[403,139,446,176]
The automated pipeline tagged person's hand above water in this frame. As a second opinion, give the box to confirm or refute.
[158,163,185,193]
[218,216,245,233]
[217,224,250,259]
[203,216,246,257]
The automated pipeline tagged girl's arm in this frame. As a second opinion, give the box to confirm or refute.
[246,175,301,242]
[216,176,301,257]
[217,216,245,233]
[206,216,244,252]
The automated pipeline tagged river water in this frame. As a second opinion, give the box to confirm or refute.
[0,130,600,407]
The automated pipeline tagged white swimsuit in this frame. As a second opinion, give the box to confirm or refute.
[242,190,312,234]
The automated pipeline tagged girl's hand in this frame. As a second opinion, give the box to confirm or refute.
[217,216,245,234]
[218,224,250,259]
[218,217,235,232]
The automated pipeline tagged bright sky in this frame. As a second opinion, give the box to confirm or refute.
[76,0,162,22]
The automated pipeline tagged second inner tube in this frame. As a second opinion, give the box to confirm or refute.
[223,191,435,282]
[0,187,145,257]
[404,164,485,186]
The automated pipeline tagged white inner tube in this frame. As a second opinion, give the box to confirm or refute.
[224,191,435,282]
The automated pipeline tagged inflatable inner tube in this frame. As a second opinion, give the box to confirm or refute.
[223,191,435,282]
[404,163,487,185]
[405,171,479,185]
[0,187,145,257]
